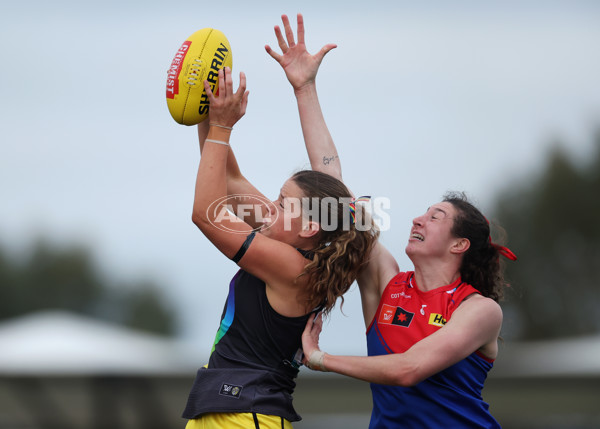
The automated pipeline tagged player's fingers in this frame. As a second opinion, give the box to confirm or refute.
[314,312,323,332]
[223,67,233,95]
[203,79,215,102]
[274,25,288,53]
[240,90,249,116]
[265,45,282,63]
[302,313,316,337]
[236,71,247,97]
[215,69,226,98]
[296,13,305,45]
[282,14,295,47]
[306,311,322,336]
[315,43,337,63]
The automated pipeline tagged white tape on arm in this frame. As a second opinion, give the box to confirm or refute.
[307,350,327,371]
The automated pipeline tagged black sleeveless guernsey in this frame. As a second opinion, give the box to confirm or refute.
[182,257,317,422]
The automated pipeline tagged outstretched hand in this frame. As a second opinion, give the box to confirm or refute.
[302,312,324,367]
[265,14,337,92]
[204,67,249,128]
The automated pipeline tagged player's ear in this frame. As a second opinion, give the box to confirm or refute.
[450,238,470,255]
[299,220,320,239]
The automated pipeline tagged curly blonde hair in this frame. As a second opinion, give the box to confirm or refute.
[291,171,379,314]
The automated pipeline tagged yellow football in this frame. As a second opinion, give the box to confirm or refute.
[166,28,233,126]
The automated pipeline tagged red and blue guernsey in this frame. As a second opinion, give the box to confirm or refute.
[366,272,501,429]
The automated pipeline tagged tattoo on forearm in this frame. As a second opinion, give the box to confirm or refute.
[323,155,339,166]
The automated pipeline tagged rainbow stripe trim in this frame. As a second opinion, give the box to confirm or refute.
[349,196,371,224]
[210,271,240,355]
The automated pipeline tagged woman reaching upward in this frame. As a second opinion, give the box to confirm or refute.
[181,65,378,429]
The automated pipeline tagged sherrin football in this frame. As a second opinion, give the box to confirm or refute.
[166,28,232,126]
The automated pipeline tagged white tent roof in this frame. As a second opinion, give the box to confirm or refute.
[2,311,598,378]
[0,311,204,375]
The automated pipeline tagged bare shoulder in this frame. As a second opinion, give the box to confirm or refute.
[454,294,503,332]
[463,294,502,315]
[439,294,503,360]
[456,295,503,359]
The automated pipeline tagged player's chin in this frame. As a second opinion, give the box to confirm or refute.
[404,242,419,257]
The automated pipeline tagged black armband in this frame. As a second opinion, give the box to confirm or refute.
[231,231,256,264]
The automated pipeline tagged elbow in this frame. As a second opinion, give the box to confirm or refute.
[397,373,421,387]
[191,210,210,232]
[228,170,245,182]
[191,210,202,227]
[388,364,422,387]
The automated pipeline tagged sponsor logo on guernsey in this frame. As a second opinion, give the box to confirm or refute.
[379,304,414,327]
[428,313,447,327]
[390,291,411,299]
[220,383,243,398]
[166,41,191,99]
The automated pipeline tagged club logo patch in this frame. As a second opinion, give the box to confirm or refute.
[378,304,414,328]
[220,383,243,399]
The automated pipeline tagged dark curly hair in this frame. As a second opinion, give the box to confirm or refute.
[443,192,508,302]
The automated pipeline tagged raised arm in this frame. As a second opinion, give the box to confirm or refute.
[191,68,251,257]
[197,120,251,193]
[266,14,342,181]
[197,108,268,230]
[267,14,399,325]
[192,68,313,309]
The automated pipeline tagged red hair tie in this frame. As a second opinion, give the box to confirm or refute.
[484,217,517,261]
[491,242,517,261]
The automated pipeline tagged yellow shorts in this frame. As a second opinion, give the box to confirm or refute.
[185,412,293,429]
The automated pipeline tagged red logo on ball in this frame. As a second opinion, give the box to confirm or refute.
[166,41,191,99]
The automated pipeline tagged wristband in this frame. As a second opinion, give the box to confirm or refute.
[205,139,229,146]
[209,123,233,131]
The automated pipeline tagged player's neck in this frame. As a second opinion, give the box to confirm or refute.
[412,261,460,292]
